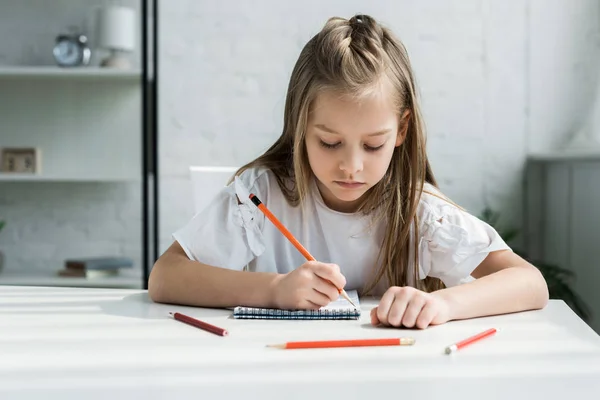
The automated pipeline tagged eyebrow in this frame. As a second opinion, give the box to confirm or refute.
[314,124,392,137]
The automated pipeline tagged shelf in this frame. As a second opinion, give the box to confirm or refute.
[0,66,143,81]
[0,271,144,289]
[0,173,140,183]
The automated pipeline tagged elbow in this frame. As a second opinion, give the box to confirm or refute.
[536,284,550,310]
[148,260,167,304]
[530,264,550,309]
[539,280,550,309]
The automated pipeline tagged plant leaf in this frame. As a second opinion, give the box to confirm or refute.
[499,228,520,244]
[537,263,575,279]
[479,207,499,226]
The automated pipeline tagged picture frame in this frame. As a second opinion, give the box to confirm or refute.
[0,147,41,174]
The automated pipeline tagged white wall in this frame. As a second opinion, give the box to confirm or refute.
[529,0,600,152]
[160,0,600,253]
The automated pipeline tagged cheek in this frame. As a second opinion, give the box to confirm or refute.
[306,142,318,161]
[369,147,396,175]
[306,143,328,172]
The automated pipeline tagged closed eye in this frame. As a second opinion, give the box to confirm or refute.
[319,140,341,149]
[319,141,385,152]
[364,144,384,152]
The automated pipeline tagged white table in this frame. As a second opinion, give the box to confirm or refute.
[1,286,600,400]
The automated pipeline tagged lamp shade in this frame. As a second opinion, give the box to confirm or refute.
[95,6,135,51]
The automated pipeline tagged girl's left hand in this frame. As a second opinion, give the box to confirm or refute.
[370,286,451,329]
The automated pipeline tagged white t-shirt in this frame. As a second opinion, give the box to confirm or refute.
[173,167,510,296]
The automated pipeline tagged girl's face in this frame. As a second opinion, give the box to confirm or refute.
[305,84,406,213]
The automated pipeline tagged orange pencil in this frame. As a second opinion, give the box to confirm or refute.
[249,192,357,308]
[445,328,497,354]
[267,337,415,349]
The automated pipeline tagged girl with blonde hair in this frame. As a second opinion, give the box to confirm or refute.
[150,14,548,329]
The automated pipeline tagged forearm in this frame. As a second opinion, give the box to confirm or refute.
[434,265,549,321]
[148,252,279,308]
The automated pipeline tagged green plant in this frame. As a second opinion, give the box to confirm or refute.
[0,220,4,233]
[479,207,592,322]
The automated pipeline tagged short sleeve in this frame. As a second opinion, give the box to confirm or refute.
[172,168,269,270]
[416,190,511,287]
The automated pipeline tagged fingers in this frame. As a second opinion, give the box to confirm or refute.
[375,287,429,328]
[307,287,334,308]
[310,262,346,290]
[370,307,380,325]
[312,276,341,303]
[376,288,403,326]
[415,302,438,329]
[401,295,426,328]
[287,262,345,309]
[302,298,326,310]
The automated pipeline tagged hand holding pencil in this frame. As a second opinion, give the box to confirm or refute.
[237,179,356,310]
[271,261,349,310]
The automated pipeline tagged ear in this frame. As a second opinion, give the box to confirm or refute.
[395,110,411,147]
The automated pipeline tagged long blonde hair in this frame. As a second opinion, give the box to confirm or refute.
[236,14,444,293]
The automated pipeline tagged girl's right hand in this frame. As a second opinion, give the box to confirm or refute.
[270,261,347,310]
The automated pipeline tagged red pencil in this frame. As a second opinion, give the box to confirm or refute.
[267,337,415,349]
[248,192,357,308]
[445,328,496,354]
[169,312,229,337]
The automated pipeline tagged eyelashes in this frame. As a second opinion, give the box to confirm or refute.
[319,141,384,152]
[319,141,341,150]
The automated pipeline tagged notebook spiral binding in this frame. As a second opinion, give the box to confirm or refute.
[233,306,361,320]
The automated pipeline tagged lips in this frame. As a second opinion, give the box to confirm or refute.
[334,180,366,188]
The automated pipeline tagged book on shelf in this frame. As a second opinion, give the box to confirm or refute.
[64,257,133,270]
[57,256,133,279]
[57,269,120,279]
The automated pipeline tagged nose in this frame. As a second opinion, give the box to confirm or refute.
[339,147,363,175]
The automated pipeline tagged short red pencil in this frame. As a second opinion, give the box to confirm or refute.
[445,328,496,354]
[169,312,229,337]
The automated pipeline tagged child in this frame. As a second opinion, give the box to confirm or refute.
[149,14,548,329]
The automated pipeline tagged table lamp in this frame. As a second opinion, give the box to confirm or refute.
[95,5,136,69]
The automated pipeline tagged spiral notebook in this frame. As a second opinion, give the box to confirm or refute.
[233,290,361,320]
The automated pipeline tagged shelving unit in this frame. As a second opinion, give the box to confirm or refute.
[0,173,139,182]
[0,1,157,291]
[0,66,145,287]
[0,66,142,80]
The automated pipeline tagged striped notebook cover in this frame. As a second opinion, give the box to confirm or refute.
[233,290,361,320]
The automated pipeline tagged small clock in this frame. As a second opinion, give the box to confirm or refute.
[53,33,91,67]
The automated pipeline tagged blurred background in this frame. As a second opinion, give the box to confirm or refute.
[0,0,599,332]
